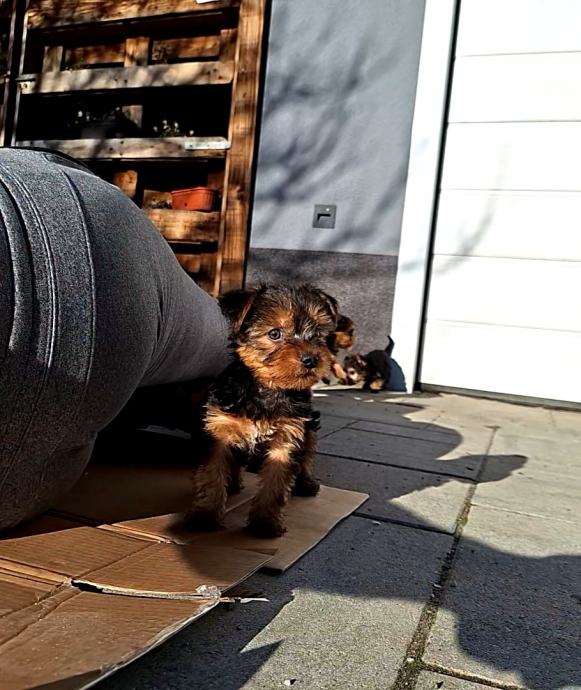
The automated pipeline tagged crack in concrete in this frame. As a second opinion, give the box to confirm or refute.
[390,426,499,690]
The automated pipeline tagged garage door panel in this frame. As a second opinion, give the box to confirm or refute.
[450,53,581,122]
[421,321,581,403]
[434,191,581,261]
[442,123,581,191]
[428,256,581,332]
[456,0,581,56]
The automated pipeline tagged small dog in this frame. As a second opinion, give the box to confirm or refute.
[187,284,338,538]
[344,336,395,391]
[323,314,355,384]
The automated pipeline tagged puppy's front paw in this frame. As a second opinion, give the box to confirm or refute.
[293,476,321,497]
[246,515,287,538]
[184,510,224,532]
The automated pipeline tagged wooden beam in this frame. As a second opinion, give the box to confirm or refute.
[17,60,234,94]
[15,137,230,159]
[124,37,149,67]
[27,1,240,29]
[42,44,63,71]
[151,35,221,63]
[215,0,266,293]
[1,0,26,145]
[65,43,125,68]
[146,209,220,241]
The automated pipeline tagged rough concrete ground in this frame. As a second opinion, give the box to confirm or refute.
[101,391,581,690]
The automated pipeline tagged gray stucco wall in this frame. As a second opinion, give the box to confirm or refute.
[248,0,426,352]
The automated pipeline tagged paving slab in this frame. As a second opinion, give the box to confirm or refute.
[548,408,581,437]
[474,466,581,525]
[351,419,462,445]
[484,431,581,479]
[101,517,452,690]
[318,427,493,479]
[416,671,496,689]
[317,413,352,439]
[424,505,581,690]
[316,454,471,534]
[472,432,581,524]
[313,390,442,426]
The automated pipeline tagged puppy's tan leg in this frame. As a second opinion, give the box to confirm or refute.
[293,428,321,497]
[247,431,296,538]
[187,438,231,530]
[331,361,349,382]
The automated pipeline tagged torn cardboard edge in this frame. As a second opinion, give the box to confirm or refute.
[0,462,367,690]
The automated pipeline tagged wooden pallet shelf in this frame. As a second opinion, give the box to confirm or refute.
[146,209,220,242]
[27,0,239,29]
[16,137,230,159]
[3,0,265,296]
[18,60,234,94]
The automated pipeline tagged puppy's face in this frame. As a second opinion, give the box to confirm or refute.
[220,285,338,389]
[343,353,367,384]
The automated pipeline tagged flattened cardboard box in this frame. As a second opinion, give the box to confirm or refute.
[0,445,367,689]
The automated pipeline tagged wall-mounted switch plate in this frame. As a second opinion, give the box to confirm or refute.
[313,204,337,229]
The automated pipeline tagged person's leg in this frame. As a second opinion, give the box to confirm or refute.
[0,149,229,529]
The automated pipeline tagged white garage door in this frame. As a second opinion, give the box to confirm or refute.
[420,0,581,404]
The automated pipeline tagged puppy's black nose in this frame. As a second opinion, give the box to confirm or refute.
[301,353,318,369]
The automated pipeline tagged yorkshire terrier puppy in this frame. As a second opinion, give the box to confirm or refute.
[343,336,395,391]
[323,314,355,384]
[187,284,339,538]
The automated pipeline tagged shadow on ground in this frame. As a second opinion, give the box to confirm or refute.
[6,391,577,689]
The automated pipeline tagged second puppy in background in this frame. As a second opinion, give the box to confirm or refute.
[188,284,339,537]
[323,314,355,384]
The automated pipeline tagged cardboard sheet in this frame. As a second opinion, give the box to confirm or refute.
[0,447,367,689]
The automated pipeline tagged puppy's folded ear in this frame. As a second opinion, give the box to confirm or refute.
[219,288,259,333]
[308,286,339,325]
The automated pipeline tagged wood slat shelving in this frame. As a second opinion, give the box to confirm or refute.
[3,0,265,295]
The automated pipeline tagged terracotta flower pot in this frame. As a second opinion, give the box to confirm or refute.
[171,187,216,211]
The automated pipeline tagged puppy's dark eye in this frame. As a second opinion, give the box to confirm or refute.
[268,328,283,341]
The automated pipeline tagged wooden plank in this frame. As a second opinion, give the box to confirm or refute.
[151,35,221,63]
[42,44,63,71]
[146,209,220,241]
[27,1,240,29]
[64,43,125,68]
[15,137,230,159]
[17,59,234,94]
[215,0,266,293]
[124,36,149,67]
[1,0,25,146]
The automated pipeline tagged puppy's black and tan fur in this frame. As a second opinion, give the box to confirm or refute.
[187,284,338,538]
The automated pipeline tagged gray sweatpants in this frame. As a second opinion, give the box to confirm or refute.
[0,149,229,529]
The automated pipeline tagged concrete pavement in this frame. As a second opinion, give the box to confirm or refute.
[102,391,581,690]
